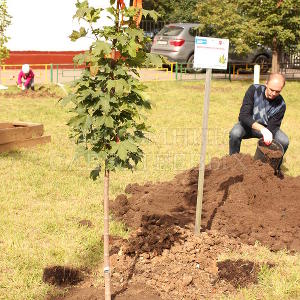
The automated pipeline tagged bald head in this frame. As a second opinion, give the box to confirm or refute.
[265,73,286,100]
[266,73,286,86]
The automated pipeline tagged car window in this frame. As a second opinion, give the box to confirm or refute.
[158,26,184,36]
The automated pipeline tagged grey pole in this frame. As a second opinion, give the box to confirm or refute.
[195,68,212,234]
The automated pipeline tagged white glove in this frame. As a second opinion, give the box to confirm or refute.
[260,127,273,145]
[22,84,25,91]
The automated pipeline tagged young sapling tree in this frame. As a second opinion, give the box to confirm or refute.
[62,1,161,298]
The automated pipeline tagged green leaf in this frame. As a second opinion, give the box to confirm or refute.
[117,143,128,161]
[142,9,159,22]
[94,116,105,127]
[116,34,128,46]
[92,40,111,56]
[144,53,163,68]
[104,116,114,128]
[59,94,73,106]
[68,115,87,127]
[86,7,102,23]
[73,52,89,65]
[123,140,138,153]
[127,39,138,57]
[69,27,87,41]
[107,79,131,96]
[99,97,111,114]
[90,165,101,181]
[110,141,119,154]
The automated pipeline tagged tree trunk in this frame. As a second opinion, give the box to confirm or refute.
[103,169,111,300]
[272,37,280,73]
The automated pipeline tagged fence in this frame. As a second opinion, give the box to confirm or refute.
[1,61,300,86]
[0,63,176,85]
[174,61,300,81]
[0,64,52,86]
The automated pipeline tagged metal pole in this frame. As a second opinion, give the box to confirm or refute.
[50,64,53,83]
[56,64,59,83]
[45,64,48,83]
[195,68,212,234]
[180,64,182,80]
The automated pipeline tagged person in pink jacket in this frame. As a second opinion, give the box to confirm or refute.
[17,64,35,90]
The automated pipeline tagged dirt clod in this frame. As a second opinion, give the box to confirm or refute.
[217,259,260,288]
[78,219,93,228]
[43,266,84,286]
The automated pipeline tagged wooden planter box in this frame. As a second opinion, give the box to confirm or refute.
[0,122,51,152]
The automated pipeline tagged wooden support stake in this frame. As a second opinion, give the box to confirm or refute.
[195,68,212,234]
[103,169,111,300]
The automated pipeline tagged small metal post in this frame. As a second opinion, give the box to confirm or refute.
[170,62,173,80]
[180,64,182,80]
[50,64,53,83]
[56,64,59,83]
[45,64,48,83]
[254,64,260,84]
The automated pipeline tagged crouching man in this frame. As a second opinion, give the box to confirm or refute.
[229,73,289,173]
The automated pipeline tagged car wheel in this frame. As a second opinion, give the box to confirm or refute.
[186,54,204,73]
[254,55,271,74]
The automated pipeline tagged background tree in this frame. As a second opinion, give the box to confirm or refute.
[62,0,161,298]
[195,0,300,72]
[141,0,199,22]
[0,0,11,87]
[170,0,199,23]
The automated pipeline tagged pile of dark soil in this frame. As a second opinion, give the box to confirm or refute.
[112,154,300,252]
[50,153,300,299]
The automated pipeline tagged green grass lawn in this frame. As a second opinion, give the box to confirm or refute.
[0,80,300,300]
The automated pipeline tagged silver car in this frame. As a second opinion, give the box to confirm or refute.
[150,23,272,72]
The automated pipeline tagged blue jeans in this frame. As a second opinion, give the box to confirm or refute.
[229,122,289,163]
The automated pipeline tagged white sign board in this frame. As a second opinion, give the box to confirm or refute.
[194,37,229,70]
